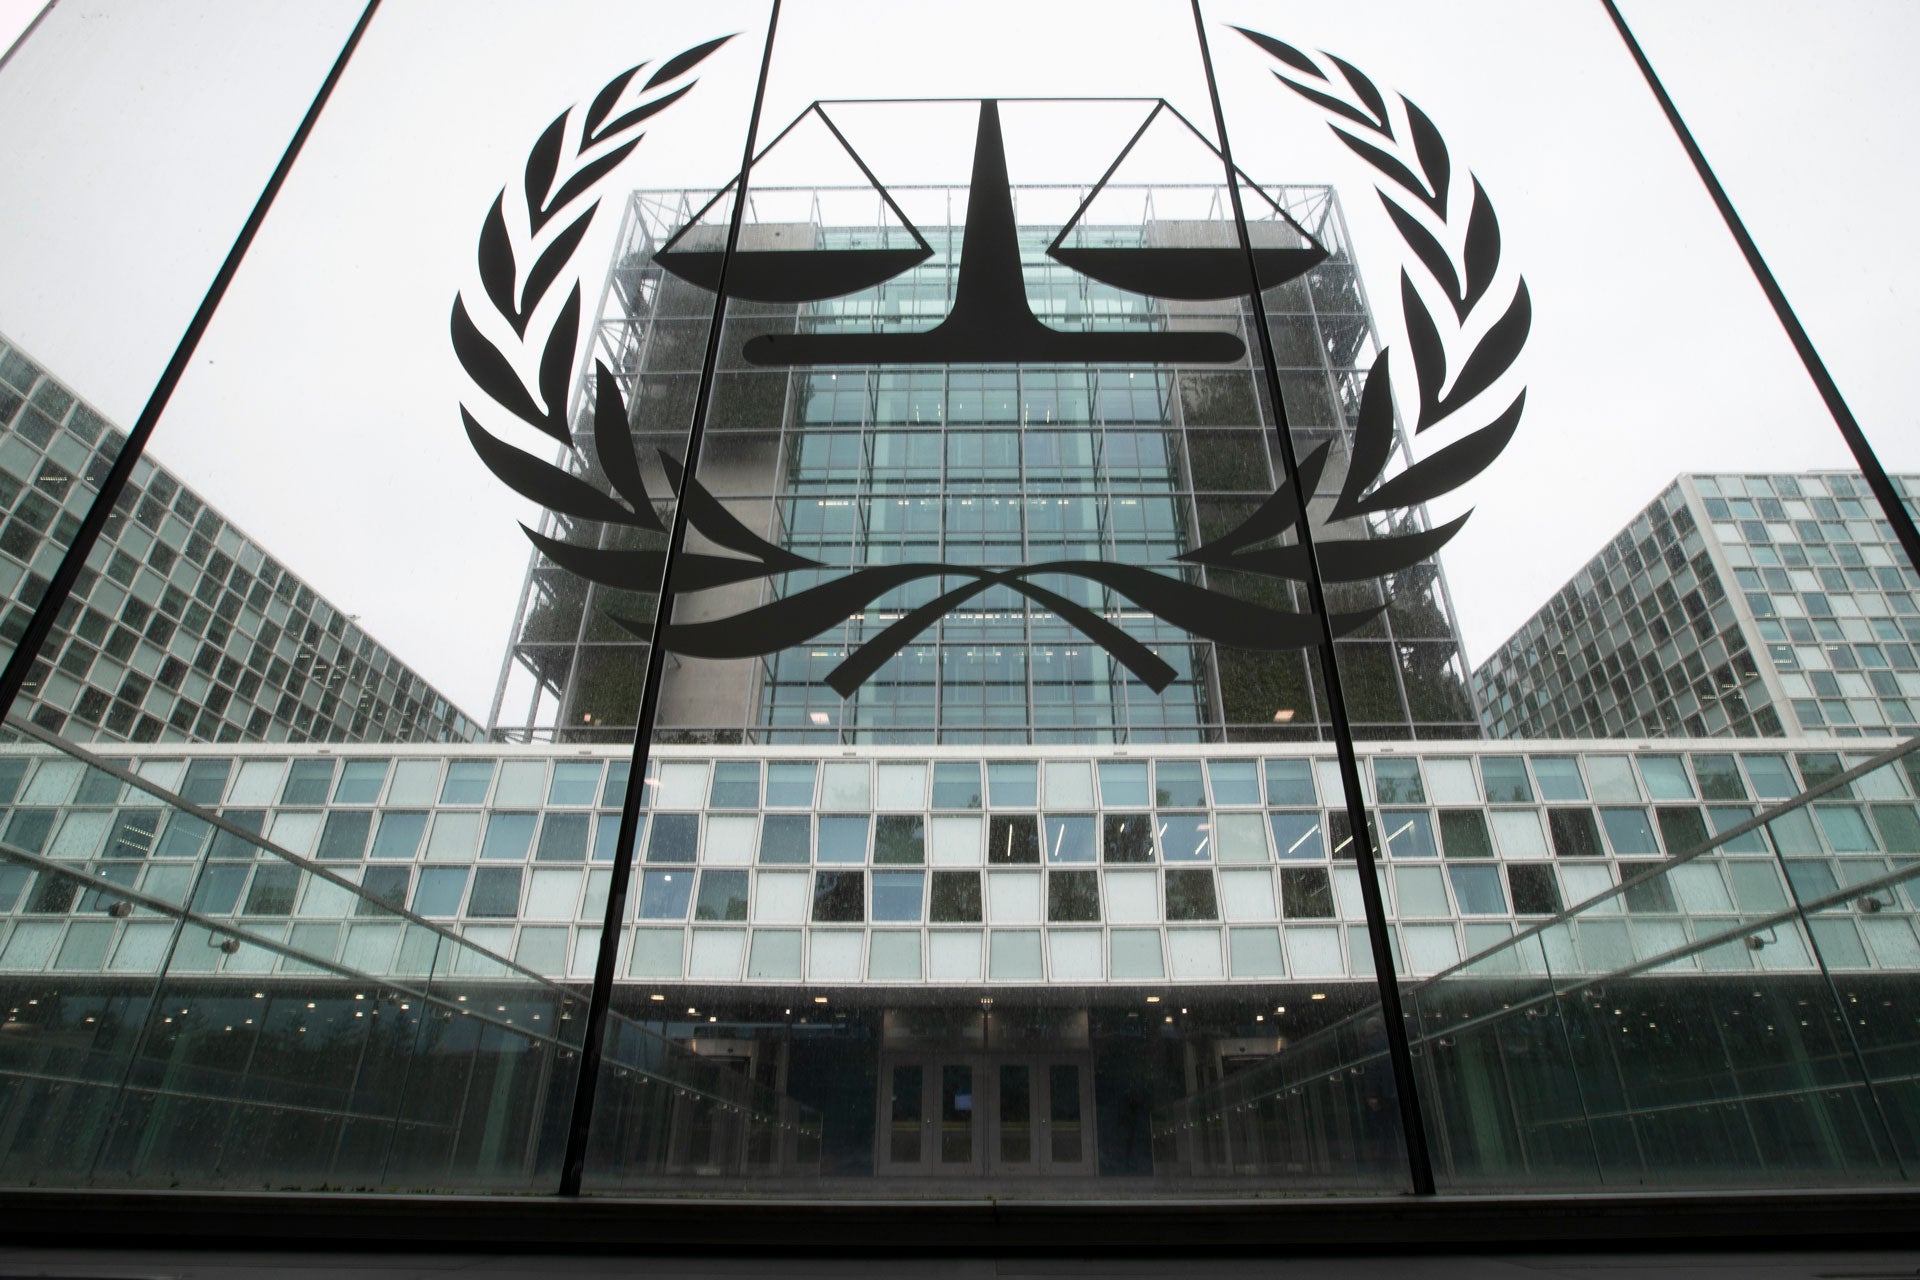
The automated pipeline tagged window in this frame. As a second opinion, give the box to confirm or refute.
[1157,814,1211,862]
[480,812,537,860]
[871,871,925,923]
[1529,757,1585,801]
[314,810,371,860]
[1507,864,1562,915]
[281,759,334,805]
[332,759,387,804]
[535,812,590,862]
[988,815,1039,864]
[1165,869,1218,921]
[468,868,523,918]
[1438,811,1494,859]
[709,761,760,809]
[637,870,693,921]
[647,813,699,863]
[1103,813,1153,863]
[1046,871,1099,922]
[812,871,864,922]
[694,870,749,922]
[1280,867,1335,919]
[440,760,493,804]
[370,811,426,859]
[1263,759,1316,806]
[929,871,982,923]
[1599,808,1659,856]
[1479,757,1532,803]
[1546,808,1604,858]
[873,815,924,864]
[1372,758,1425,804]
[819,816,871,863]
[1269,812,1325,860]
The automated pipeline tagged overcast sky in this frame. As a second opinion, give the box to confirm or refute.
[0,0,1914,724]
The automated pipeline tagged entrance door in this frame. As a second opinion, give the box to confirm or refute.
[877,1057,981,1177]
[986,1058,1097,1176]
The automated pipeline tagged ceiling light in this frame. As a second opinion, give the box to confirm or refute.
[1272,709,1295,723]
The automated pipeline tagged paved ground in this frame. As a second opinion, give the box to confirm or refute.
[2,1252,1919,1278]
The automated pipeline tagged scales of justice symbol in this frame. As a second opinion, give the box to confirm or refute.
[501,95,1442,699]
[648,97,1330,364]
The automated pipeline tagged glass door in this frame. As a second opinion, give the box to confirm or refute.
[986,1057,1098,1176]
[877,1056,983,1176]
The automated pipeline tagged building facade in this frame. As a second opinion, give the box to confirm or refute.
[491,184,1480,747]
[0,336,482,747]
[1472,472,1920,743]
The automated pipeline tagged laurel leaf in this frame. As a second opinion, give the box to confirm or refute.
[1331,350,1397,521]
[1231,26,1325,79]
[1276,74,1382,135]
[1461,177,1501,315]
[591,363,662,530]
[451,295,566,446]
[1038,560,1332,651]
[523,111,567,220]
[1378,194,1461,314]
[1403,98,1450,220]
[519,201,598,330]
[464,408,645,527]
[478,194,518,334]
[1420,280,1529,429]
[583,63,645,146]
[1328,55,1390,135]
[1348,391,1523,517]
[537,282,582,443]
[1331,127,1441,218]
[591,82,697,149]
[664,563,953,659]
[1399,270,1447,431]
[658,450,814,571]
[643,33,736,91]
[535,137,641,234]
[1179,442,1332,566]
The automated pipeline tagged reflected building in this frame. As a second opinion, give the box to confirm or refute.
[491,184,1482,746]
[1473,473,1920,742]
[0,335,481,746]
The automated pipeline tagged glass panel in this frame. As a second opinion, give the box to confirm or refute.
[890,1064,924,1164]
[941,1064,974,1164]
[998,1064,1032,1164]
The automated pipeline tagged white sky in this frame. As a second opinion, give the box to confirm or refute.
[0,0,1914,724]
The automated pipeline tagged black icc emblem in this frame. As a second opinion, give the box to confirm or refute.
[452,29,1530,699]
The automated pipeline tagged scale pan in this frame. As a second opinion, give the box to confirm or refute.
[653,246,934,303]
[1048,245,1328,301]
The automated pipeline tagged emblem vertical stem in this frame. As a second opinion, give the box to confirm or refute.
[1602,0,1920,576]
[557,0,784,1197]
[0,0,384,729]
[1189,0,1438,1196]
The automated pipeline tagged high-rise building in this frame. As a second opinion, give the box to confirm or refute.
[0,335,482,746]
[490,181,1481,746]
[1472,472,1920,742]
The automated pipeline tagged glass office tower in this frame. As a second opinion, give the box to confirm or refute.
[492,185,1480,746]
[0,336,481,747]
[1474,473,1920,742]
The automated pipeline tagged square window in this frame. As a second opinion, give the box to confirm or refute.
[709,761,760,809]
[759,814,810,863]
[534,812,590,862]
[873,815,925,864]
[1269,811,1325,860]
[1506,864,1562,915]
[1206,760,1260,806]
[1392,866,1450,917]
[929,871,982,923]
[1044,814,1096,863]
[987,761,1038,807]
[871,871,925,922]
[1280,866,1335,919]
[1691,754,1747,801]
[547,760,602,806]
[1438,810,1494,859]
[1157,813,1211,862]
[243,866,299,916]
[370,811,426,859]
[412,867,468,917]
[1047,870,1100,922]
[1529,757,1585,802]
[818,816,870,863]
[694,869,749,922]
[1165,869,1218,921]
[1102,813,1153,862]
[440,760,493,804]
[1154,760,1205,807]
[1098,760,1150,807]
[1263,759,1316,806]
[1381,810,1437,859]
[638,869,694,920]
[467,867,522,917]
[647,813,699,863]
[331,759,387,804]
[480,812,537,860]
[314,810,371,860]
[988,814,1040,863]
[765,762,816,807]
[1479,758,1532,803]
[1372,758,1425,804]
[1546,808,1603,858]
[281,759,334,805]
[931,761,982,809]
[357,866,409,915]
[1599,807,1659,855]
[812,870,864,922]
[1449,865,1506,914]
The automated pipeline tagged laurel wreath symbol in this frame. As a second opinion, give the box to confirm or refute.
[452,30,1528,703]
[1228,27,1530,533]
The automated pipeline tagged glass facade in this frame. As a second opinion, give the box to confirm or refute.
[0,0,1915,1229]
[1475,473,1920,742]
[495,186,1476,746]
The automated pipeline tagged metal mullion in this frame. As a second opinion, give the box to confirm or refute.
[1189,0,1435,1195]
[558,0,783,1197]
